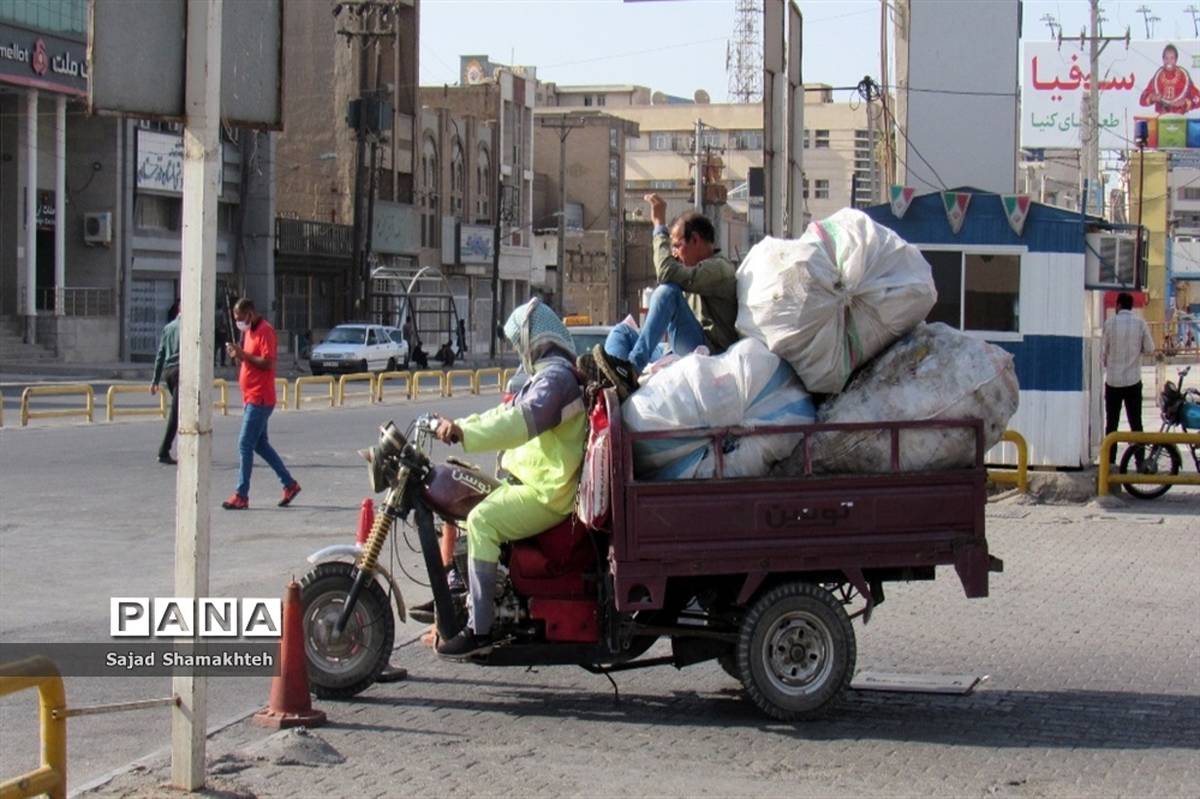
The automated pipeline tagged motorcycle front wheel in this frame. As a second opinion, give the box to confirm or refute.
[301,561,394,699]
[1119,443,1182,500]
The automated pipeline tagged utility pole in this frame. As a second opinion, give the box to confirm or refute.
[538,115,587,315]
[695,118,705,211]
[1061,5,1130,218]
[1135,4,1158,38]
[335,1,402,321]
[1187,4,1200,37]
[490,174,503,360]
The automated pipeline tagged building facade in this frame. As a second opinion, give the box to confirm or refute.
[418,56,538,353]
[274,0,420,347]
[0,1,272,363]
[532,110,638,323]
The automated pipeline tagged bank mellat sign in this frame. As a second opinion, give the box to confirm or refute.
[0,24,89,96]
[1022,39,1200,150]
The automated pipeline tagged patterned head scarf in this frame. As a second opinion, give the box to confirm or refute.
[503,297,576,374]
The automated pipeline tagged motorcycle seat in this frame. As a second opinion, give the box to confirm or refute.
[509,517,596,598]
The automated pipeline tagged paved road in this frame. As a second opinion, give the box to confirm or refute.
[0,392,499,788]
[2,369,1198,797]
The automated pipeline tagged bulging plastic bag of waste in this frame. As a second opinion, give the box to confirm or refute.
[625,338,816,480]
[736,208,937,394]
[772,323,1019,476]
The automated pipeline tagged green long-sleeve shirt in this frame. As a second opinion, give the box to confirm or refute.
[152,317,181,385]
[653,230,740,353]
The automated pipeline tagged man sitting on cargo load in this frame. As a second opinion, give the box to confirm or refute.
[590,193,739,400]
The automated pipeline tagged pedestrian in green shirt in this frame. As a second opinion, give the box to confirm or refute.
[150,310,182,464]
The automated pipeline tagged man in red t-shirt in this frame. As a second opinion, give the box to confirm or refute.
[221,298,301,510]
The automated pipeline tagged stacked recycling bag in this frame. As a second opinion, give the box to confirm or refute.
[624,339,815,480]
[623,208,1018,479]
[736,208,938,395]
[771,322,1019,475]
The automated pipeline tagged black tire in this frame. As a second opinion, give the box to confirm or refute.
[1119,443,1181,500]
[310,364,324,376]
[736,582,855,721]
[717,651,740,682]
[386,357,397,372]
[300,561,394,699]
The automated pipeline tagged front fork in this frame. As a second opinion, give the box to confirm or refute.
[333,469,465,642]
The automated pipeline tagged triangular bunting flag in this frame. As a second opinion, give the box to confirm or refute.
[1001,194,1032,236]
[941,191,971,234]
[889,185,915,218]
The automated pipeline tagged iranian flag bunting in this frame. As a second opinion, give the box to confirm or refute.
[889,185,915,218]
[1001,194,1032,236]
[941,191,971,234]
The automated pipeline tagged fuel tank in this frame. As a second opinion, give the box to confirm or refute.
[421,458,501,522]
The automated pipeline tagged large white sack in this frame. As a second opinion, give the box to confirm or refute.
[625,338,816,480]
[772,323,1019,476]
[736,208,937,394]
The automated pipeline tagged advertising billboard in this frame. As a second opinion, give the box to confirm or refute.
[1022,40,1200,149]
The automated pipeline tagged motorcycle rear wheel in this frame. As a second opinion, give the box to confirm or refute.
[301,561,394,699]
[1119,443,1181,500]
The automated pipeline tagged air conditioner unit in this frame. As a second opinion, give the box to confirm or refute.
[84,211,113,246]
[1085,231,1145,290]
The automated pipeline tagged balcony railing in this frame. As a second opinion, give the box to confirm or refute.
[275,218,353,259]
[35,287,116,316]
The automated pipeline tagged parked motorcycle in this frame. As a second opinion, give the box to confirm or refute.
[1119,366,1200,499]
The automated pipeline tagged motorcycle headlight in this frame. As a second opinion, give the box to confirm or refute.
[360,422,407,493]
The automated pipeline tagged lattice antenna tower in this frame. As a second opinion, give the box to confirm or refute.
[727,0,762,103]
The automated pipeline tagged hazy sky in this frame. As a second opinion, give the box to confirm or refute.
[419,0,886,102]
[419,1,1200,104]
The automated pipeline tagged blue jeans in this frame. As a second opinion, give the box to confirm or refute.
[603,283,705,373]
[235,403,295,499]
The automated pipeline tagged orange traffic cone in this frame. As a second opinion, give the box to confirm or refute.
[356,498,375,545]
[253,580,327,729]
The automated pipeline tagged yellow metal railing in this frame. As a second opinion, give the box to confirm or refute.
[501,368,519,391]
[20,384,94,427]
[337,372,376,406]
[411,370,446,399]
[0,656,66,799]
[105,385,166,423]
[375,371,412,403]
[986,430,1029,493]
[444,369,477,397]
[1098,431,1200,496]
[212,378,230,416]
[475,367,502,394]
[275,377,290,410]
[293,375,336,409]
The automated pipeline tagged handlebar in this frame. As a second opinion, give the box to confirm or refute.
[415,413,461,444]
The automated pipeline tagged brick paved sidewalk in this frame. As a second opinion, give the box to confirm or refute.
[81,493,1199,798]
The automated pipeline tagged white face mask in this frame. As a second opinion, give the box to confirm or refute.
[236,320,251,332]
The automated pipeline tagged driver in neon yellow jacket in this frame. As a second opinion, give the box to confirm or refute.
[434,298,586,658]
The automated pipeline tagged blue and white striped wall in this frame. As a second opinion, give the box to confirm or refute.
[866,191,1095,467]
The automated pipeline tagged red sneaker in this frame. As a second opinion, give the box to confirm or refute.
[222,493,249,510]
[278,482,302,507]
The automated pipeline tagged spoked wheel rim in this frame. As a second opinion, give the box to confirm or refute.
[760,610,834,696]
[304,589,380,676]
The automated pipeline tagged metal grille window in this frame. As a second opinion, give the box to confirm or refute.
[476,145,491,221]
[814,179,829,199]
[135,195,181,232]
[814,130,830,148]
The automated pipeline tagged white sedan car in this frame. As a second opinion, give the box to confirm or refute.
[309,324,409,375]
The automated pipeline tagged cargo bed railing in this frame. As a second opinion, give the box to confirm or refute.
[623,417,987,480]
